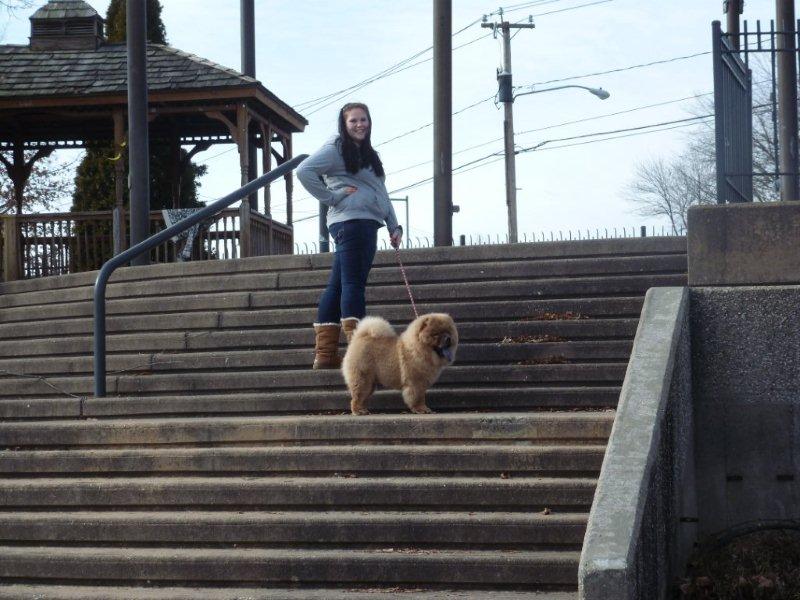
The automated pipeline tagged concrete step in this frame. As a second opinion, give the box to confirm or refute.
[0,387,621,420]
[0,584,578,599]
[280,254,688,289]
[0,272,684,325]
[0,297,645,340]
[0,253,687,314]
[0,510,588,546]
[0,364,628,397]
[219,298,646,330]
[0,291,253,324]
[0,319,639,358]
[0,341,633,377]
[0,413,613,447]
[0,445,606,475]
[0,476,598,510]
[249,274,686,310]
[0,236,687,299]
[0,545,581,586]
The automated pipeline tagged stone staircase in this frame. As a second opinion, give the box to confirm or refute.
[0,237,686,599]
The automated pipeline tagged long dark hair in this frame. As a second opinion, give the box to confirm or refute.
[337,102,385,177]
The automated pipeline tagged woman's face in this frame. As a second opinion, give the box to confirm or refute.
[344,108,370,144]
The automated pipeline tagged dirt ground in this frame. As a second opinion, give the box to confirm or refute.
[677,529,800,599]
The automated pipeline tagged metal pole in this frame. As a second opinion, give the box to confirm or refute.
[500,23,518,243]
[776,0,799,200]
[127,0,150,266]
[725,0,743,50]
[433,0,452,246]
[405,195,410,243]
[712,21,728,203]
[241,0,258,210]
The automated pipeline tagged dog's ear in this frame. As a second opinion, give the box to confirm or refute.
[418,315,430,331]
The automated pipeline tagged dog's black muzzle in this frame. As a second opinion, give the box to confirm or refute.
[433,334,455,363]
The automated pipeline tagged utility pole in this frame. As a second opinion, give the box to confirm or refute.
[482,12,535,244]
[127,0,150,266]
[724,0,743,50]
[776,0,799,200]
[433,0,452,246]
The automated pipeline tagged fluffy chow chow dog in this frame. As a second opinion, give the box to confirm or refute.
[341,313,458,415]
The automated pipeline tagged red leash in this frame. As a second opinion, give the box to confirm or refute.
[394,246,419,319]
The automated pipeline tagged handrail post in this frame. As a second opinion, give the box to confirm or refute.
[92,154,307,397]
[2,215,20,282]
[93,268,111,397]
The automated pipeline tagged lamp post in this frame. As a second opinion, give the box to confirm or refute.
[501,84,610,243]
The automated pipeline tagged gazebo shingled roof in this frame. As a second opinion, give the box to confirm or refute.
[0,0,306,228]
[0,42,306,142]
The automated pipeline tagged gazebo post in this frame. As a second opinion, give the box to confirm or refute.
[235,103,253,252]
[1,215,20,281]
[283,135,293,227]
[260,123,272,217]
[11,141,26,215]
[112,110,127,255]
[235,104,251,190]
[170,126,181,209]
[1,140,52,215]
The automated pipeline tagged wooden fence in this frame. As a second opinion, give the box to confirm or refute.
[0,203,292,281]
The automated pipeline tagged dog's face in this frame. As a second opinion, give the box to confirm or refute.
[416,313,458,365]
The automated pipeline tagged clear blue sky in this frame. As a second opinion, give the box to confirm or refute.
[1,0,781,248]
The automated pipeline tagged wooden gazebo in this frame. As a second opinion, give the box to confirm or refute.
[0,0,307,280]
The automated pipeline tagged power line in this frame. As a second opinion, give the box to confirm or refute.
[376,50,715,151]
[376,94,496,147]
[295,0,610,116]
[386,90,719,176]
[521,51,712,89]
[388,113,717,194]
[295,15,484,114]
[526,0,614,19]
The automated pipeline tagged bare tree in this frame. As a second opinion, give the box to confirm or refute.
[0,152,75,214]
[0,1,33,10]
[627,60,781,227]
[627,150,716,234]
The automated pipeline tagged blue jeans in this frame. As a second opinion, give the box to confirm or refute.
[317,219,379,323]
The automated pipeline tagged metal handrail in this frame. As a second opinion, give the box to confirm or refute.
[93,154,308,397]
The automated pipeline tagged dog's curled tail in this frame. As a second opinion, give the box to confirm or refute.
[353,316,397,340]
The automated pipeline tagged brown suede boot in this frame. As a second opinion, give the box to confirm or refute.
[312,323,341,369]
[341,317,360,344]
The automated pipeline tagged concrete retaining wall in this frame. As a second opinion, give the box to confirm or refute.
[687,202,800,286]
[579,287,696,599]
[691,286,800,535]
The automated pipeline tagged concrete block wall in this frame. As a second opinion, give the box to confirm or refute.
[691,286,800,535]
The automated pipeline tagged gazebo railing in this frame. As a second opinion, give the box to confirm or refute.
[1,202,294,281]
[93,154,306,397]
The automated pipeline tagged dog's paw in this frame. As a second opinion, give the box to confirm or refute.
[410,404,433,414]
[351,408,371,416]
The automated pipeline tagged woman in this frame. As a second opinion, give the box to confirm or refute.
[297,102,403,369]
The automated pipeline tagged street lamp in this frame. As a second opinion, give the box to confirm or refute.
[501,83,610,243]
[514,84,610,101]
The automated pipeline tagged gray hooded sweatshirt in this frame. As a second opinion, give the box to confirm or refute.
[296,136,400,233]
